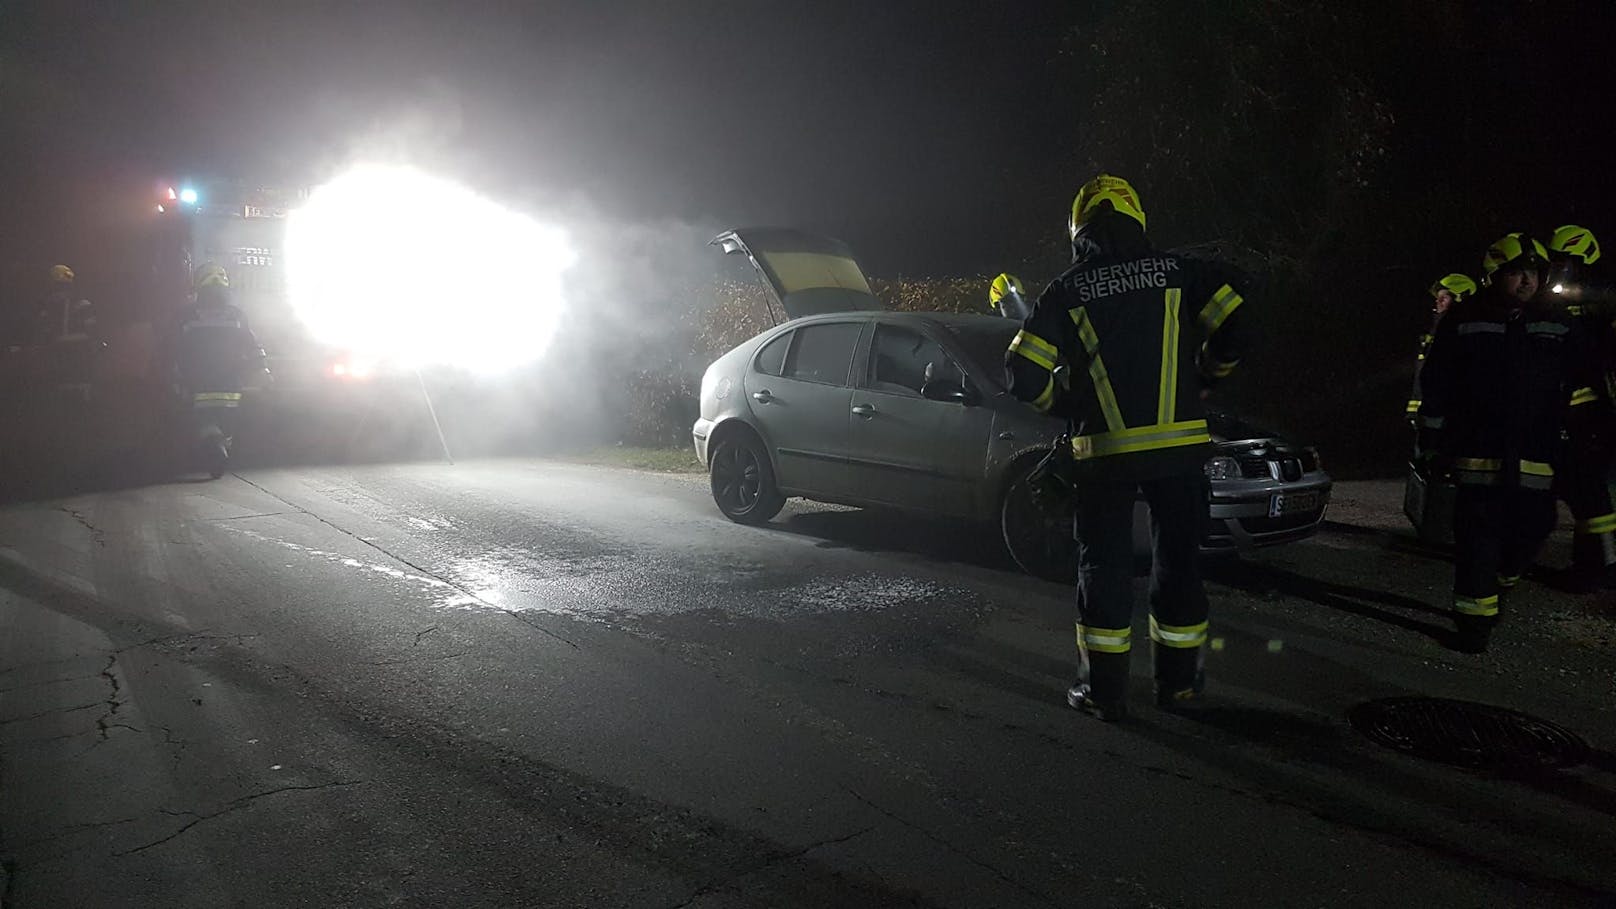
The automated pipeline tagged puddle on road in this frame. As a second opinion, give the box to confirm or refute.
[218,526,979,625]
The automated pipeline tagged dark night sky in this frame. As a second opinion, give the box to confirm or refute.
[5,1,1616,284]
[0,0,1079,276]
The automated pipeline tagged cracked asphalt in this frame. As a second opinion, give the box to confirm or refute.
[0,460,1613,907]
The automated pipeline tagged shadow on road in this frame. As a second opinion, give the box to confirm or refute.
[773,508,1025,576]
[1206,558,1457,647]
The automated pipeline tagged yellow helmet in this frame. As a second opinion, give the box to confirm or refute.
[988,273,1025,307]
[1480,233,1549,281]
[1428,273,1476,300]
[1549,224,1601,265]
[194,262,230,289]
[50,264,75,284]
[1069,173,1146,239]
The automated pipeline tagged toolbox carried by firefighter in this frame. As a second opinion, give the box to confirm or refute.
[1403,460,1456,546]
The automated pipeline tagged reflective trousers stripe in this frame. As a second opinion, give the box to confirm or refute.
[1149,616,1207,648]
[1077,623,1132,654]
[1406,399,1422,414]
[1073,420,1211,460]
[1454,595,1500,617]
[1570,386,1598,407]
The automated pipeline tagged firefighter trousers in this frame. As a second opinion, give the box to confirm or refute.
[1072,473,1209,702]
[1560,442,1616,573]
[1452,485,1557,627]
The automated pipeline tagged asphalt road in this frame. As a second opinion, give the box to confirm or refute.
[0,461,1613,908]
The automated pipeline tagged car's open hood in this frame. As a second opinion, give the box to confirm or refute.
[711,227,885,323]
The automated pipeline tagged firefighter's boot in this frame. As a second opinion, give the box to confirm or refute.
[1153,644,1206,710]
[1453,614,1495,655]
[1067,651,1129,722]
[1566,530,1616,593]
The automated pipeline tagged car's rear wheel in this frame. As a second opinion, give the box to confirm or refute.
[710,431,785,525]
[1001,464,1078,583]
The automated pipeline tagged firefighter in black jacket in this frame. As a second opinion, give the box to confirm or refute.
[1420,233,1604,652]
[1407,273,1475,428]
[1545,225,1616,591]
[1005,174,1249,721]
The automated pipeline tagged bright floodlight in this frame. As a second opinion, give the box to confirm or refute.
[178,187,199,205]
[285,164,576,373]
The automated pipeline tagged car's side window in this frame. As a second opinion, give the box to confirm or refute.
[754,330,791,377]
[782,322,862,386]
[867,324,965,396]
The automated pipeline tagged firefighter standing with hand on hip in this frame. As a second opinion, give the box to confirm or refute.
[1419,233,1604,652]
[1004,174,1249,721]
[1544,225,1616,591]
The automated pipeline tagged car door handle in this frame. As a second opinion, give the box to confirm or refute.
[752,390,774,403]
[851,404,875,417]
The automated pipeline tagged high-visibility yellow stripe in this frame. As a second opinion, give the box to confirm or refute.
[1497,575,1521,589]
[1519,460,1554,477]
[1073,420,1211,459]
[1158,289,1181,425]
[1198,284,1243,333]
[1454,457,1502,472]
[1570,386,1598,406]
[1077,624,1132,654]
[1149,616,1207,648]
[1576,513,1616,535]
[1454,595,1499,617]
[1031,376,1056,412]
[1009,330,1058,371]
[1406,399,1422,414]
[1209,356,1240,378]
[1070,308,1126,432]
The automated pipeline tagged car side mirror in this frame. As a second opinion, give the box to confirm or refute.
[921,379,977,405]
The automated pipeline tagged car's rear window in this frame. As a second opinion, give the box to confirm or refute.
[945,321,1018,381]
[783,322,862,386]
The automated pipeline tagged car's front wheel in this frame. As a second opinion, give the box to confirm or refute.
[709,432,785,525]
[1001,464,1078,583]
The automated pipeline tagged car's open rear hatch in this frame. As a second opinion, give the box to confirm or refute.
[711,227,885,324]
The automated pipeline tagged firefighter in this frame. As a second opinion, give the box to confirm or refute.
[170,264,269,448]
[1419,233,1603,652]
[1407,274,1476,428]
[989,273,1032,321]
[1545,225,1616,590]
[31,264,99,400]
[1005,174,1249,721]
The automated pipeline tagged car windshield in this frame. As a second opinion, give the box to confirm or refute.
[944,320,1018,386]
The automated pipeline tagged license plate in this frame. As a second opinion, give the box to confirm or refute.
[1269,491,1321,517]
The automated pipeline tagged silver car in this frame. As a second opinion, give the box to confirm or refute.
[692,228,1331,580]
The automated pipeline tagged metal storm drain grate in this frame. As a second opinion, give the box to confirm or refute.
[1349,697,1589,772]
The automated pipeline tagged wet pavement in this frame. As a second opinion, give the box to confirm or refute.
[0,461,1613,907]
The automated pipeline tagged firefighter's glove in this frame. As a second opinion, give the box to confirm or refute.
[1027,434,1077,508]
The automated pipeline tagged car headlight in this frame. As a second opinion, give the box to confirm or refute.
[1204,455,1240,481]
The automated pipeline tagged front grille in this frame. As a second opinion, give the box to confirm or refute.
[1235,448,1317,481]
[1238,457,1273,479]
